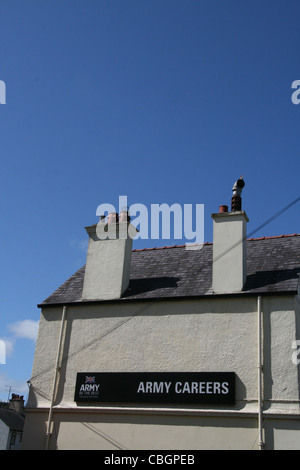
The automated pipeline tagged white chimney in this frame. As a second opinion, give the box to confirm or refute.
[82,212,137,301]
[211,177,248,294]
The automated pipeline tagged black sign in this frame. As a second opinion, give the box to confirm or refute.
[74,372,235,405]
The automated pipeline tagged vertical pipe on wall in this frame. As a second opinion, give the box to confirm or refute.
[45,305,67,450]
[257,296,263,450]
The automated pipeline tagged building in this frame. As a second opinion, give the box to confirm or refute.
[0,395,25,450]
[22,182,300,450]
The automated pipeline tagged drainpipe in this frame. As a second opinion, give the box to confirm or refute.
[45,305,67,450]
[257,296,263,450]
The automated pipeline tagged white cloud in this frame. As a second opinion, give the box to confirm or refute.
[0,338,14,359]
[8,320,39,342]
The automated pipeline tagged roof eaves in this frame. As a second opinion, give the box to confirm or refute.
[37,288,298,309]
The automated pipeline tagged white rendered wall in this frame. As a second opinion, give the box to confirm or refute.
[23,294,300,450]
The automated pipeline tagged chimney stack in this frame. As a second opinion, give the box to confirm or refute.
[82,211,137,301]
[211,177,248,294]
[9,394,24,414]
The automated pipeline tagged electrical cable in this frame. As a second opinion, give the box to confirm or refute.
[29,195,300,385]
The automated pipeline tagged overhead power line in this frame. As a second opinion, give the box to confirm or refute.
[29,195,300,387]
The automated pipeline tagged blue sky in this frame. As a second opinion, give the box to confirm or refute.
[0,0,299,402]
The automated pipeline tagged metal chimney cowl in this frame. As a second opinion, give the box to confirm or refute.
[231,176,245,212]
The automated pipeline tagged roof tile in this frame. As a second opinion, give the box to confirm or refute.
[39,235,300,306]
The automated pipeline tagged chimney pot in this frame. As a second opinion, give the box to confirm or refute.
[107,212,118,224]
[119,210,131,223]
[219,205,228,213]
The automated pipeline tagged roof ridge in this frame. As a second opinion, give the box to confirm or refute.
[247,233,300,241]
[132,234,300,251]
[132,242,212,252]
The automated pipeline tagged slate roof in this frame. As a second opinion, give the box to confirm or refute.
[39,234,300,307]
[0,408,25,432]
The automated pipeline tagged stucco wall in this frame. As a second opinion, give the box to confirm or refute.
[28,297,261,409]
[23,294,300,449]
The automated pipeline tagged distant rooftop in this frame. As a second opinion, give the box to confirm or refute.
[0,407,24,432]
